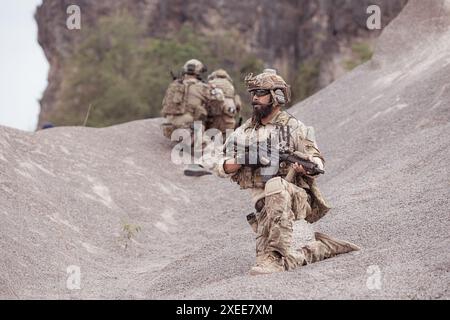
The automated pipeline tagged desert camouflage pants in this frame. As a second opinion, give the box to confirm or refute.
[162,103,208,140]
[162,113,195,139]
[255,177,336,270]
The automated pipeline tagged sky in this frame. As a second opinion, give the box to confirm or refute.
[0,0,48,131]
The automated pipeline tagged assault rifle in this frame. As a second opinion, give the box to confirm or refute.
[170,70,183,82]
[228,139,324,181]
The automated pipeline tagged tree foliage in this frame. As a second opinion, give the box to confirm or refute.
[51,11,263,127]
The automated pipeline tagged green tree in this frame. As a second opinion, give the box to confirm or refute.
[344,42,374,71]
[51,12,263,127]
[291,60,321,103]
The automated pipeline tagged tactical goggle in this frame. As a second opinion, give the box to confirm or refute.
[249,89,271,97]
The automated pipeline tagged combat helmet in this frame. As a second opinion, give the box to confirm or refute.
[244,69,291,106]
[183,59,207,76]
[207,69,233,83]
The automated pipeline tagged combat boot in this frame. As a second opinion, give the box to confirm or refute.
[246,212,258,233]
[183,164,212,177]
[249,253,286,276]
[314,232,360,256]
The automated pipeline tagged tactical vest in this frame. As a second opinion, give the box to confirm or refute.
[161,79,192,116]
[162,78,211,116]
[208,78,237,117]
[230,111,331,223]
[230,112,297,189]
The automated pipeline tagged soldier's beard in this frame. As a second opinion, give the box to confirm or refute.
[252,102,273,122]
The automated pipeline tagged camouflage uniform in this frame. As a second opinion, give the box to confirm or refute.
[206,69,242,134]
[214,70,359,275]
[161,59,220,177]
[161,59,210,139]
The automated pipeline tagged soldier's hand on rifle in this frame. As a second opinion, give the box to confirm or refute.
[223,159,241,174]
[292,162,307,175]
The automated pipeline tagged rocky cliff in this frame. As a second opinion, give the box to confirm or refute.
[1,0,448,299]
[35,0,407,128]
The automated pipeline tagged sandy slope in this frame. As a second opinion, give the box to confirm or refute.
[0,0,449,299]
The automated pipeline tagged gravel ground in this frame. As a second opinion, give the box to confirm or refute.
[0,0,449,299]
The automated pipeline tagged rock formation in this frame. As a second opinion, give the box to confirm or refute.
[1,0,448,298]
[35,0,407,127]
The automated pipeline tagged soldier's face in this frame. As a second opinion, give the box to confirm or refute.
[251,90,272,105]
[251,90,273,120]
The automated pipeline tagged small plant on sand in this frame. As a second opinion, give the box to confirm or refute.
[121,222,141,249]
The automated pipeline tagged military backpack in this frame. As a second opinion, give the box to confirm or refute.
[161,79,192,116]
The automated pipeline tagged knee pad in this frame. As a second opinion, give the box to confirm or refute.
[264,177,284,197]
